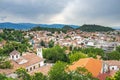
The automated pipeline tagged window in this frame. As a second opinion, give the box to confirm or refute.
[12,55,14,58]
[112,67,114,70]
[38,64,40,67]
[30,67,32,71]
[26,69,28,72]
[16,55,18,58]
[33,66,35,69]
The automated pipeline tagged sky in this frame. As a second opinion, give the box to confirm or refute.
[0,0,120,28]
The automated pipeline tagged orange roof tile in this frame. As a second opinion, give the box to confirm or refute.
[0,53,44,75]
[68,58,102,77]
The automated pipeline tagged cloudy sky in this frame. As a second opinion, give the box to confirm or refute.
[0,0,120,27]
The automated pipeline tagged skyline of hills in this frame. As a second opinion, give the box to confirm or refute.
[0,22,79,30]
[0,22,119,30]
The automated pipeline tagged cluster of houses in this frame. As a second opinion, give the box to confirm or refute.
[68,58,120,80]
[28,30,120,52]
[0,48,52,78]
[0,48,120,80]
[0,29,120,80]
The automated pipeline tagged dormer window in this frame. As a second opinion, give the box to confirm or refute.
[12,55,14,58]
[112,67,114,70]
[16,55,18,58]
[10,50,21,60]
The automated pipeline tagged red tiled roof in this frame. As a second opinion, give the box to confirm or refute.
[68,58,102,77]
[10,50,20,55]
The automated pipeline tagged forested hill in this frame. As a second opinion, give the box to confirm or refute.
[0,22,79,30]
[62,25,74,30]
[30,25,74,33]
[77,24,115,32]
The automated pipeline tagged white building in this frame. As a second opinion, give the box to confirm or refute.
[0,49,44,78]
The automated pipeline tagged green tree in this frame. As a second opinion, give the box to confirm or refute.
[69,52,88,63]
[116,46,120,53]
[0,74,15,80]
[0,57,13,69]
[15,68,31,80]
[114,71,120,80]
[48,40,54,48]
[43,45,69,63]
[40,40,45,47]
[81,48,104,58]
[106,51,120,60]
[49,61,98,80]
[48,61,68,80]
[32,72,47,80]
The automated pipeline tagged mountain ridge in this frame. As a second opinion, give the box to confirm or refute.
[0,22,79,30]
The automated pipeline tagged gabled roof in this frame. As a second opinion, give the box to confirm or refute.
[104,60,120,66]
[10,50,20,55]
[68,58,102,77]
[0,53,44,75]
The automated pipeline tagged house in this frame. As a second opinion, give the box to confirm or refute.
[67,58,120,80]
[68,58,103,77]
[97,60,120,80]
[104,60,120,71]
[0,48,45,78]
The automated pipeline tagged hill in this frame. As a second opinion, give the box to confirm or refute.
[62,25,74,30]
[77,24,114,32]
[0,22,79,30]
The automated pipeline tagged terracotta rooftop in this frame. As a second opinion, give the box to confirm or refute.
[97,73,111,80]
[29,64,52,75]
[97,70,117,80]
[10,50,20,55]
[104,60,120,67]
[11,53,44,68]
[68,58,102,77]
[0,53,44,75]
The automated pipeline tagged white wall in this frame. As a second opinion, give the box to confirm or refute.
[40,61,44,66]
[109,66,119,71]
[26,61,44,72]
[10,54,20,60]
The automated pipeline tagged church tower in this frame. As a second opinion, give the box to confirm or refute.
[37,48,43,58]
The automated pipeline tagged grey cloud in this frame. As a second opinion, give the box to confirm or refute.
[62,0,120,26]
[0,16,7,21]
[0,0,120,27]
[0,0,70,19]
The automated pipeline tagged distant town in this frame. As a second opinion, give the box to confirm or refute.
[0,24,120,80]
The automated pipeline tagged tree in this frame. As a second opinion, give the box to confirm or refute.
[48,61,98,80]
[48,40,54,48]
[15,68,31,80]
[43,45,69,63]
[69,52,88,63]
[106,51,120,60]
[48,61,68,80]
[32,72,47,80]
[81,48,104,58]
[0,29,25,42]
[1,41,29,55]
[116,46,120,53]
[0,74,15,80]
[40,40,45,47]
[114,71,120,80]
[0,57,13,69]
